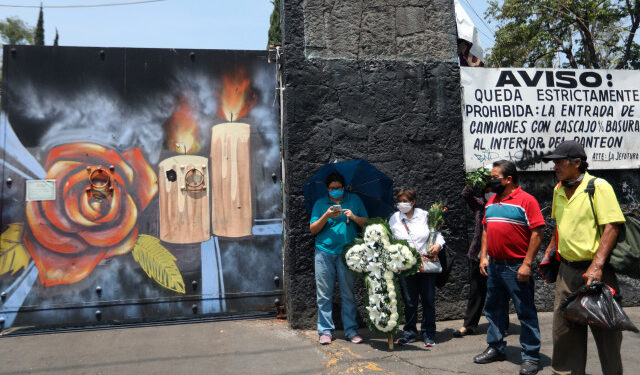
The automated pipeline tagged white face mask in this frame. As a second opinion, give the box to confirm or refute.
[397,202,412,213]
[485,192,496,201]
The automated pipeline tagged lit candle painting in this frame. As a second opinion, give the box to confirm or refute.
[210,68,257,238]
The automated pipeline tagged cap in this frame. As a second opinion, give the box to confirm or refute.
[542,140,587,161]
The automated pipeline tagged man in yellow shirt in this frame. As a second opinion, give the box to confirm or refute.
[542,141,625,375]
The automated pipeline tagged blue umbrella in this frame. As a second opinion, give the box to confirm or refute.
[303,159,394,219]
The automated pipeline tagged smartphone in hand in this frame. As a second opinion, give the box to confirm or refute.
[330,205,342,213]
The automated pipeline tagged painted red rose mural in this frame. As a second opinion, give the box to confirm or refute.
[23,143,158,286]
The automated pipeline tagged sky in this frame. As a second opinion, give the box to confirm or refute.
[0,0,496,52]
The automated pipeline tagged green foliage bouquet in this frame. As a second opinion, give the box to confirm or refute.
[465,167,490,188]
[427,202,448,231]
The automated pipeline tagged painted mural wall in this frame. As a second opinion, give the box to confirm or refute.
[0,46,283,331]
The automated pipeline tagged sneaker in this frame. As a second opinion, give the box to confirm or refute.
[319,334,332,345]
[395,333,417,346]
[424,337,435,347]
[348,335,363,344]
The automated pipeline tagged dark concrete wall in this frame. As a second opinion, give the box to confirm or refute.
[281,0,640,330]
[281,0,469,329]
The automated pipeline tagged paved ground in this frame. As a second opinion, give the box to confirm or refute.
[1,308,639,374]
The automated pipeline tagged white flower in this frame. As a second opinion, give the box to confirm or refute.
[387,282,395,292]
[366,262,383,279]
[369,293,383,307]
[364,243,378,262]
[389,291,397,300]
[381,237,391,249]
[388,258,404,272]
[364,224,389,243]
[390,298,397,306]
[368,277,382,291]
[383,271,394,280]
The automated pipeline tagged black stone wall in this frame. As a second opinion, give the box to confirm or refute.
[281,0,640,330]
[281,0,469,329]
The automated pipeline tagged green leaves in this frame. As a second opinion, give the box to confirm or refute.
[0,17,34,45]
[465,167,491,188]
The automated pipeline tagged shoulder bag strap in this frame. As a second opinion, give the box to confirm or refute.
[585,177,602,236]
[401,218,422,253]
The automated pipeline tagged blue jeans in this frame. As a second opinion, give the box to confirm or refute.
[315,248,358,338]
[485,261,541,361]
[400,273,437,339]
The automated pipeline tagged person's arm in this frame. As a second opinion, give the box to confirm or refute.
[343,194,368,228]
[517,227,543,282]
[584,223,620,285]
[343,209,367,227]
[310,207,340,234]
[479,228,489,276]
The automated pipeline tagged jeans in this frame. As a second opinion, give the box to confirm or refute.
[315,248,358,338]
[484,261,541,361]
[400,273,437,339]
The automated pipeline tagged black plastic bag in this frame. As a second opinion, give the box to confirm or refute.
[561,281,639,332]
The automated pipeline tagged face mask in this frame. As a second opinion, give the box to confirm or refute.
[484,192,495,201]
[490,178,505,195]
[329,189,344,199]
[561,173,585,188]
[397,202,412,213]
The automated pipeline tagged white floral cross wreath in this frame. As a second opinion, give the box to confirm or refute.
[342,218,420,335]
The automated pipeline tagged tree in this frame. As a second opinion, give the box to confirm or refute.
[485,0,640,69]
[0,17,34,45]
[267,0,281,47]
[54,28,59,46]
[34,4,44,46]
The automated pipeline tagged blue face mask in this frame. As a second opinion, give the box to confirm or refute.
[329,189,344,199]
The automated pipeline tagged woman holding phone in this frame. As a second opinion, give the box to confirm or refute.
[310,172,368,345]
[389,188,445,347]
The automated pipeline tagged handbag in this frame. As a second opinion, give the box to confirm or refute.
[401,218,442,274]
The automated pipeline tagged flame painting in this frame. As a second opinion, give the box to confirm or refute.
[165,96,201,154]
[217,68,257,122]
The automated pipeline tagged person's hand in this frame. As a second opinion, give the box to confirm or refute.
[427,244,441,258]
[324,206,341,219]
[342,209,355,220]
[517,263,531,282]
[479,256,489,277]
[583,262,603,286]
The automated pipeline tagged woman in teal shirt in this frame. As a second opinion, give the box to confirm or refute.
[310,172,368,345]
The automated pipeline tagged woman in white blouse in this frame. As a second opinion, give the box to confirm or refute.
[389,188,445,347]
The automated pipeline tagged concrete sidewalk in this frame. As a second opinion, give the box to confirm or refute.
[1,308,639,375]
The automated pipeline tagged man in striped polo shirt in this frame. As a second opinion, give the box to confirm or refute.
[473,160,545,375]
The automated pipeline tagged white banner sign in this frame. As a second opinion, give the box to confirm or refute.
[461,67,640,171]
